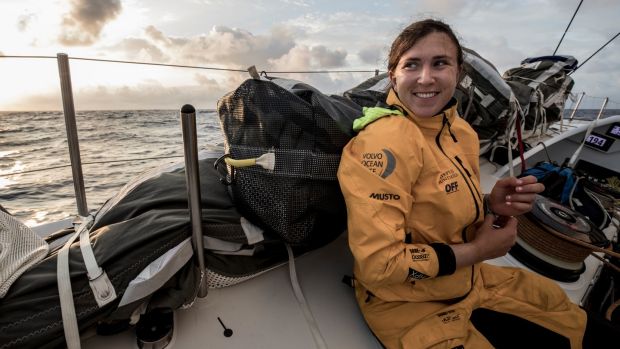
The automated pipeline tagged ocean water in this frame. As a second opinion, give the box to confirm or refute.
[0,110,223,226]
[563,108,620,121]
[1,108,619,227]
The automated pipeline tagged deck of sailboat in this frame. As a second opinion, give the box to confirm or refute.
[67,230,383,349]
[24,115,616,348]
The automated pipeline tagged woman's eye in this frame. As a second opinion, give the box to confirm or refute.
[403,62,418,69]
[435,60,448,67]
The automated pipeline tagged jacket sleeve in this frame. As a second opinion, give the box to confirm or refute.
[337,118,456,289]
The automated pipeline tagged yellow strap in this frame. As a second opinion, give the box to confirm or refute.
[352,107,403,132]
[224,157,257,168]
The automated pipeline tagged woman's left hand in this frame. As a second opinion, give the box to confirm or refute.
[488,175,545,217]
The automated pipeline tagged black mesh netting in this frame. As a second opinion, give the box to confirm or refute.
[217,78,360,246]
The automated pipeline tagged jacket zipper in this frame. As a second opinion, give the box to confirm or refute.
[454,155,482,202]
[454,155,483,243]
[436,114,480,292]
[435,114,481,242]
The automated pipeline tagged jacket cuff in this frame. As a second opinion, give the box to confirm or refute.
[430,243,456,276]
[484,194,496,216]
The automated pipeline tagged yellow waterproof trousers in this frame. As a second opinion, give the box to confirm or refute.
[356,263,587,349]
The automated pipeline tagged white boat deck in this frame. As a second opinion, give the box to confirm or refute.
[26,115,620,348]
[79,232,383,349]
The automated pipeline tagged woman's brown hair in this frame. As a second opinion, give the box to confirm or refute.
[387,19,464,73]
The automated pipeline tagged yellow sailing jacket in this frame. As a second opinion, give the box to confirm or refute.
[338,90,484,302]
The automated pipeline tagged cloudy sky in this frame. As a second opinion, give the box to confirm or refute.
[0,0,618,111]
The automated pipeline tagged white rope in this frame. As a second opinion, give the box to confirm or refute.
[56,214,115,349]
[583,186,611,229]
[285,244,328,349]
[57,220,90,349]
[78,216,117,307]
[505,93,522,177]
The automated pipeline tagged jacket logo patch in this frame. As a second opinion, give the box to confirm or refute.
[361,149,396,178]
[409,248,430,261]
[438,169,458,184]
[408,268,429,281]
[369,193,400,200]
[445,181,459,194]
[437,310,462,324]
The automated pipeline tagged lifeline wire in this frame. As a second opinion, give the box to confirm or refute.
[571,32,620,74]
[2,155,183,176]
[553,0,583,55]
[0,54,380,75]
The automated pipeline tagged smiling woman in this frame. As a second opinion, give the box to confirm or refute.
[388,31,461,118]
[335,18,620,349]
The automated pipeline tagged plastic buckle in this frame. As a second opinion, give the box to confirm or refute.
[89,267,117,307]
[214,154,236,185]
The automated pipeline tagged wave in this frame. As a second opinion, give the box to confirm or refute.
[1,110,220,226]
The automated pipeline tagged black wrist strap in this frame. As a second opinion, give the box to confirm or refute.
[430,243,456,276]
[484,194,495,216]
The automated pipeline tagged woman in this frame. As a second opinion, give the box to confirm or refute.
[337,19,588,348]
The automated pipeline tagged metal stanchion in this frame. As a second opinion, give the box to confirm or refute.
[568,91,586,123]
[57,53,88,217]
[180,104,208,298]
[567,97,608,168]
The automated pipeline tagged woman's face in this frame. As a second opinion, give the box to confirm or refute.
[389,32,460,118]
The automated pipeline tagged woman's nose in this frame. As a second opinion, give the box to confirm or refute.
[417,65,434,84]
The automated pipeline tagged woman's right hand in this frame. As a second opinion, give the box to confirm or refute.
[452,215,519,268]
[472,215,518,261]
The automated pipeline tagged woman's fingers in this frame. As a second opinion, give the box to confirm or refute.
[504,201,534,212]
[515,182,545,194]
[505,193,537,204]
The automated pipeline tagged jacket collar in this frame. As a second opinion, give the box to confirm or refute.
[386,89,458,131]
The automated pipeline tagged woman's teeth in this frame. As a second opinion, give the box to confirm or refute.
[415,92,437,98]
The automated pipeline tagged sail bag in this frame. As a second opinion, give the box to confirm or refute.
[217,77,360,246]
[0,156,307,349]
[455,48,516,143]
[504,55,577,129]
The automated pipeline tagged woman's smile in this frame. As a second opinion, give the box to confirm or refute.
[414,92,439,98]
[389,31,459,118]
